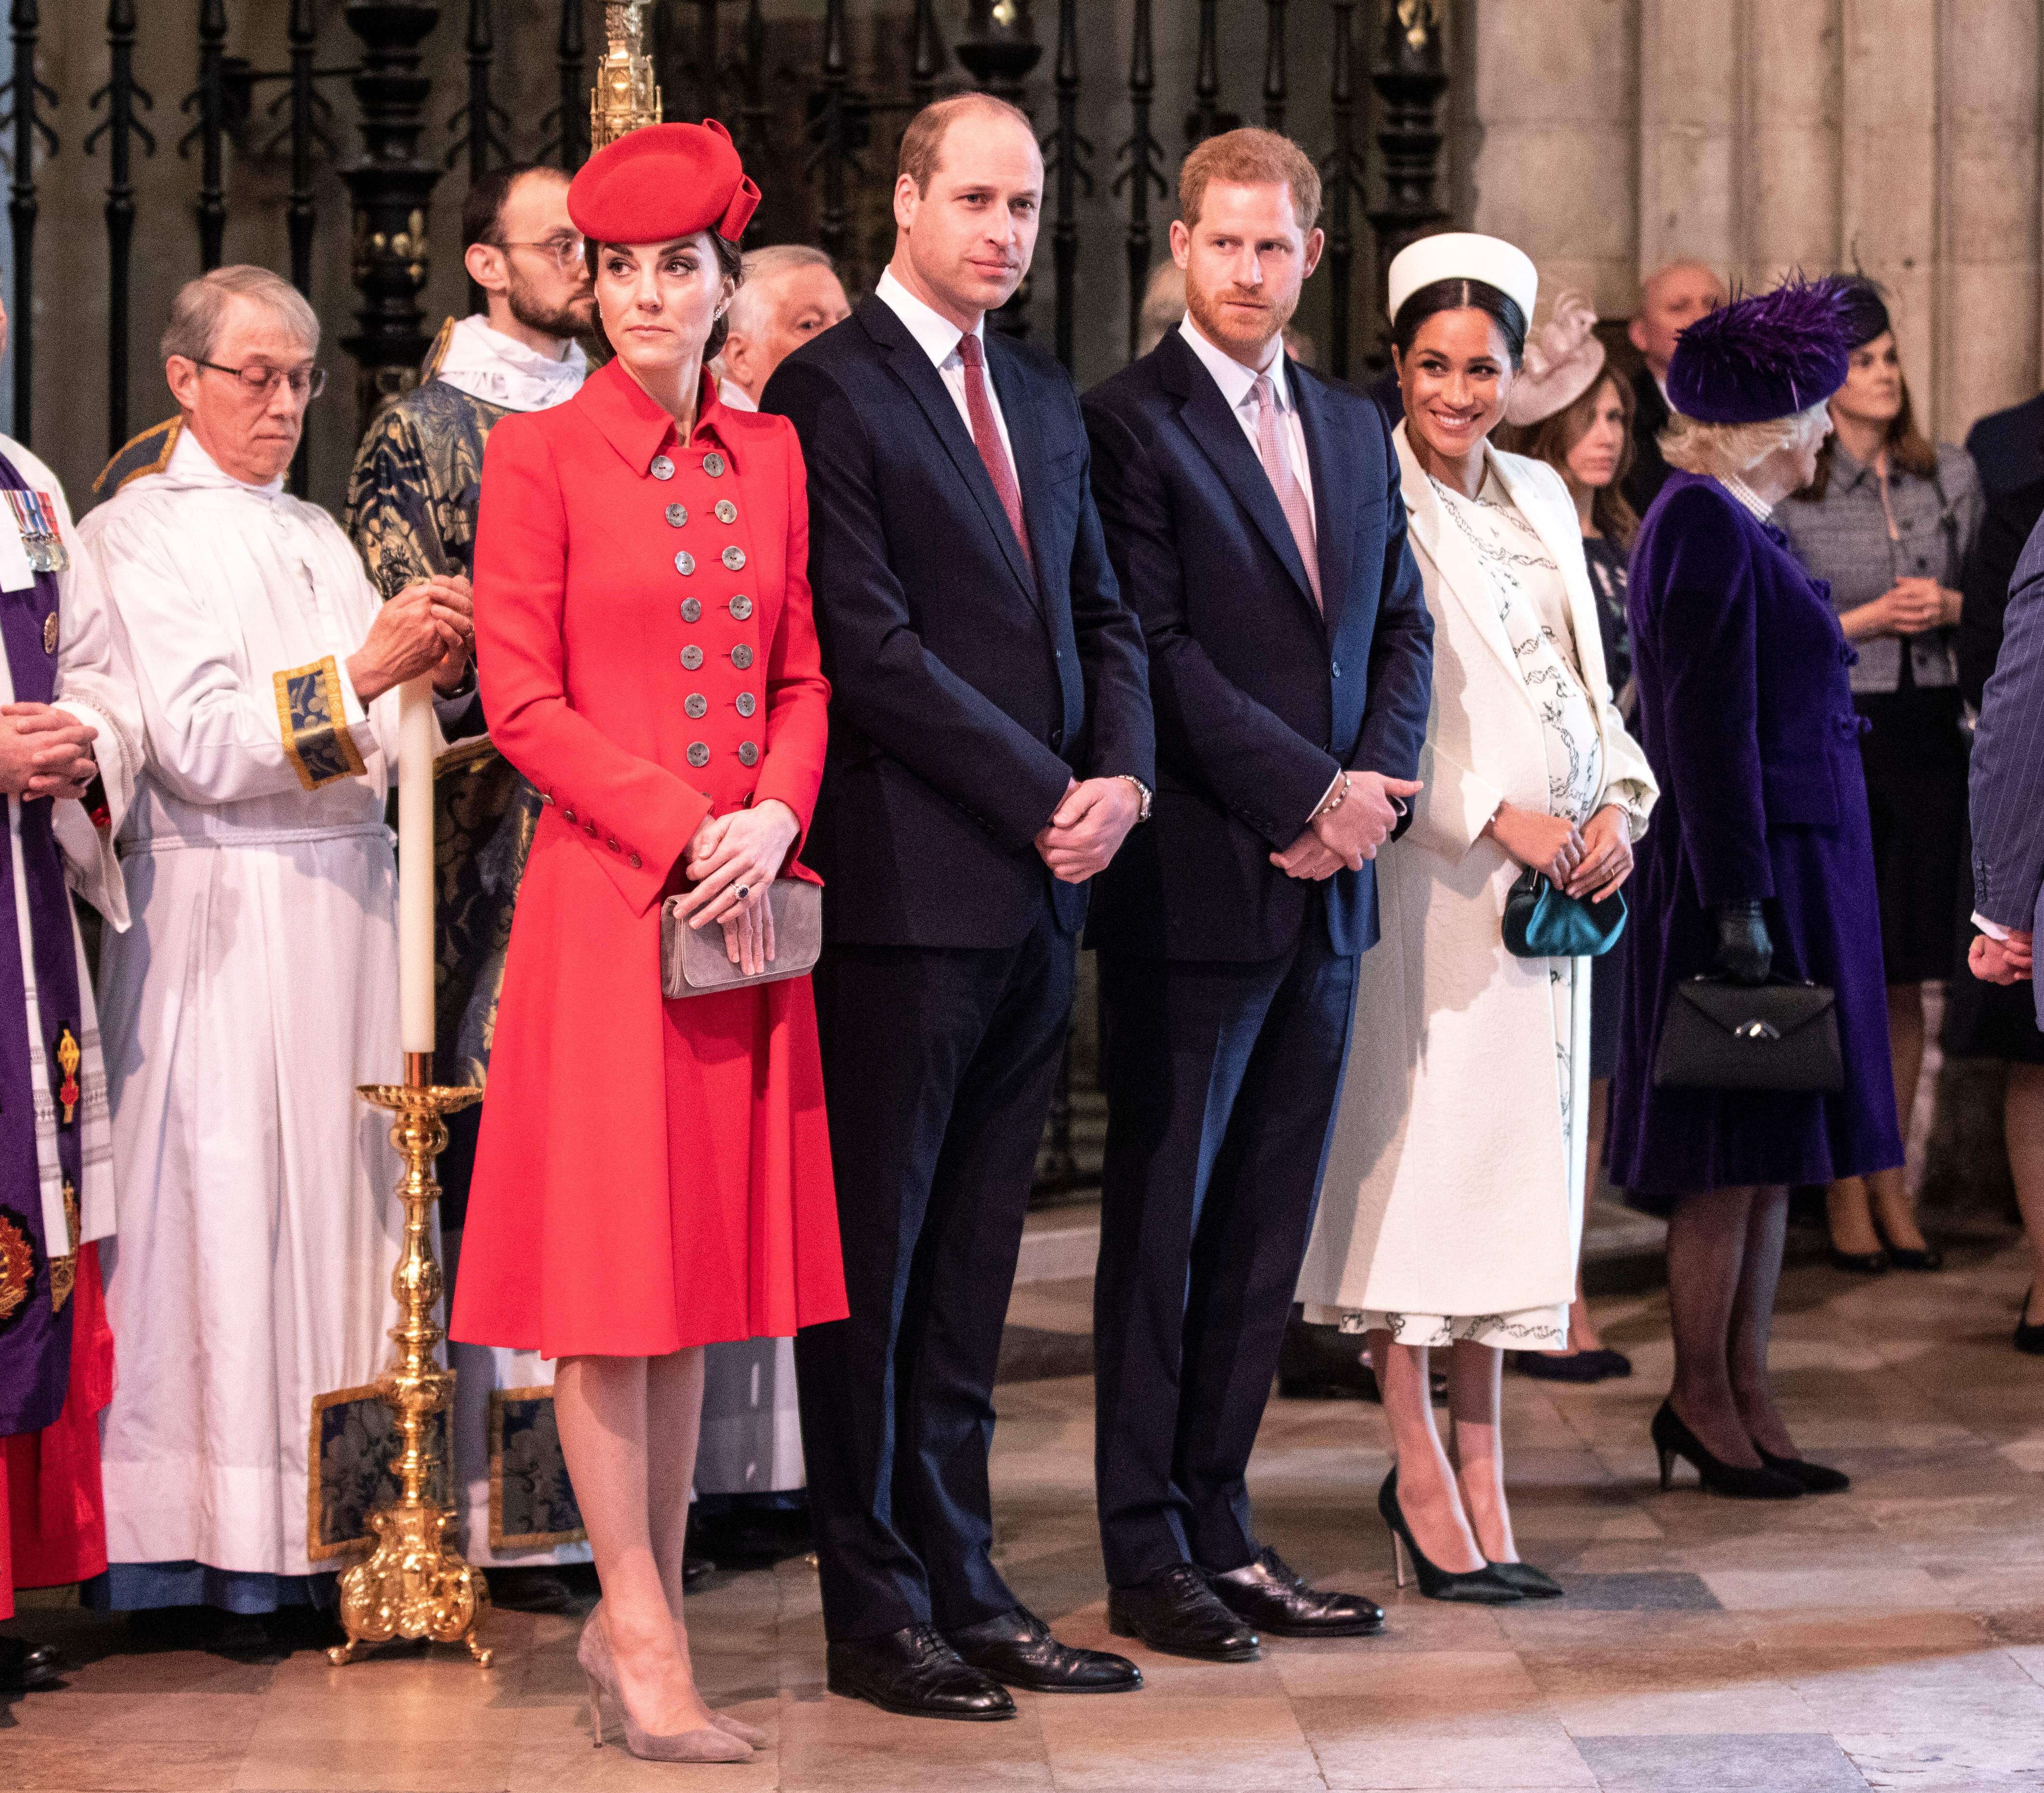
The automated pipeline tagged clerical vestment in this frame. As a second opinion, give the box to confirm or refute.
[345,316,593,1566]
[0,436,138,1618]
[82,430,419,1604]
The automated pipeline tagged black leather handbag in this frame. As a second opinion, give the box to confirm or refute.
[1502,868,1627,959]
[1652,976,1845,1093]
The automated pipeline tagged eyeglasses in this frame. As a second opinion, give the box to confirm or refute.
[499,235,588,272]
[195,359,327,400]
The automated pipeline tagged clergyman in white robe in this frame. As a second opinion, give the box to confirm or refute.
[82,425,470,1610]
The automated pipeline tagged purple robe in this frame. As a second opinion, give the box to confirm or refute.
[1608,473,1904,1199]
[0,449,87,1437]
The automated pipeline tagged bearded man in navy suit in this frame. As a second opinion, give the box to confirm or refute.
[765,94,1154,1721]
[1081,129,1434,1661]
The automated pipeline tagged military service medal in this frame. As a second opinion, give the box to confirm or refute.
[5,488,69,574]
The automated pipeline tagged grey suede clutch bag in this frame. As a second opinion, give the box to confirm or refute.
[660,879,823,997]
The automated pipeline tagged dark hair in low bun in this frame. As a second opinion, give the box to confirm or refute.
[1392,277,1529,367]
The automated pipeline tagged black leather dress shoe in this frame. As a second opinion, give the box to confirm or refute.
[1108,1563,1259,1662]
[946,1606,1141,1693]
[1210,1547,1385,1637]
[826,1624,1016,1721]
[0,1636,65,1692]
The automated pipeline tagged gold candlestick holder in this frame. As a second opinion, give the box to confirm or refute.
[329,1053,492,1668]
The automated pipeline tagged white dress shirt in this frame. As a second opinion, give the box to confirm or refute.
[1177,315,1316,534]
[876,265,1019,484]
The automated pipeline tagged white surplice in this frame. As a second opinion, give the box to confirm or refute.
[1,435,140,1257]
[82,429,416,1581]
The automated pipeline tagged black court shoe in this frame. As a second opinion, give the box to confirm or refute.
[1484,1560,1565,1599]
[1650,1401,1801,1500]
[2018,1291,2044,1357]
[1755,1449,1850,1494]
[1376,1469,1522,1605]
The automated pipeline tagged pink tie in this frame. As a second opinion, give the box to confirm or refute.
[958,331,1032,570]
[1252,372,1320,611]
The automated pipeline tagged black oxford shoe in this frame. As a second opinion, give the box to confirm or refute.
[1210,1547,1385,1638]
[946,1605,1142,1693]
[1107,1563,1260,1662]
[826,1623,1017,1721]
[0,1636,65,1693]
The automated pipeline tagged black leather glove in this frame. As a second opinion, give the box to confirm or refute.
[1713,901,1774,985]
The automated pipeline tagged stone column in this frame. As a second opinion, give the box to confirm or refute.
[1933,0,2041,439]
[1637,0,1742,281]
[1469,0,1640,318]
[1745,0,1842,285]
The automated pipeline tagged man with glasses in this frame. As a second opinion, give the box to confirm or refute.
[344,163,598,1615]
[78,266,477,1640]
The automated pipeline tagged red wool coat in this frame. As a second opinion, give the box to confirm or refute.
[450,360,847,1358]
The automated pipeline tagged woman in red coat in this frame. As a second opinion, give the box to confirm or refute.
[451,122,845,1763]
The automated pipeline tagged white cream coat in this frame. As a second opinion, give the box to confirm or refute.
[1297,428,1657,1321]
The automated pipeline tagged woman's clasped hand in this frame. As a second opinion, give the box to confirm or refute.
[673,799,802,976]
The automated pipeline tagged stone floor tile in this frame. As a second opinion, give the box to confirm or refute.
[1536,1571,1720,1610]
[229,1738,515,1793]
[1700,1566,1958,1611]
[1036,1693,1318,1792]
[1272,1646,1540,1716]
[775,1690,1052,1791]
[1573,1731,1868,1791]
[0,1690,269,1743]
[0,1738,249,1793]
[1293,1703,1596,1791]
[1837,1731,2044,1789]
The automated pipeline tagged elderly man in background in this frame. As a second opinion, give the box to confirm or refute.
[345,161,594,1614]
[711,243,851,411]
[81,267,475,1636]
[1623,259,1728,514]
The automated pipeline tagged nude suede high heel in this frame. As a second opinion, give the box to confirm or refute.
[577,1604,754,1763]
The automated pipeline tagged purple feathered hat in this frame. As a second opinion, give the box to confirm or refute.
[1665,274,1853,425]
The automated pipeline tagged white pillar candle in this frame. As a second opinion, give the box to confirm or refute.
[398,675,436,1058]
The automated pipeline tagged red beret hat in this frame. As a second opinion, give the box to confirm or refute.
[567,119,760,246]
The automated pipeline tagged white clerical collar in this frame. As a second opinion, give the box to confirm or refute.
[876,265,987,371]
[717,375,759,414]
[1178,315,1290,413]
[434,314,588,413]
[161,423,287,498]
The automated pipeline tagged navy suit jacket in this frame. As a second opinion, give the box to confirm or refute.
[1079,328,1434,961]
[1971,511,2044,1023]
[1966,391,2044,502]
[762,295,1154,949]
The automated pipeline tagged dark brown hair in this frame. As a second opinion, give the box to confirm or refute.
[1179,127,1322,234]
[1792,370,1937,503]
[586,233,746,360]
[1495,369,1640,549]
[462,163,562,254]
[897,93,1036,197]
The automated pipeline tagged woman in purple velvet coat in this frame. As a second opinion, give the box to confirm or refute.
[1610,277,1903,1501]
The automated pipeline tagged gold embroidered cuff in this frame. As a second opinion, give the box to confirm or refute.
[274,655,369,792]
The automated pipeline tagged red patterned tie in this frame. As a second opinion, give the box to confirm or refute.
[957,331,1032,570]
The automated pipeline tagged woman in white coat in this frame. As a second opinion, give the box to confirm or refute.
[1297,236,1657,1601]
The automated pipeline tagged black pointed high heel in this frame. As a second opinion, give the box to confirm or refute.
[1484,1560,1565,1598]
[1754,1449,1849,1494]
[2018,1290,2044,1357]
[1649,1402,1801,1500]
[1377,1469,1522,1604]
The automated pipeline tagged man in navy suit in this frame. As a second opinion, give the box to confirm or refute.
[1970,525,2044,1044]
[764,95,1154,1720]
[1081,129,1433,1660]
[1967,391,2044,501]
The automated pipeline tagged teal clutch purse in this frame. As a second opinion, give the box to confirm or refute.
[1502,867,1627,959]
